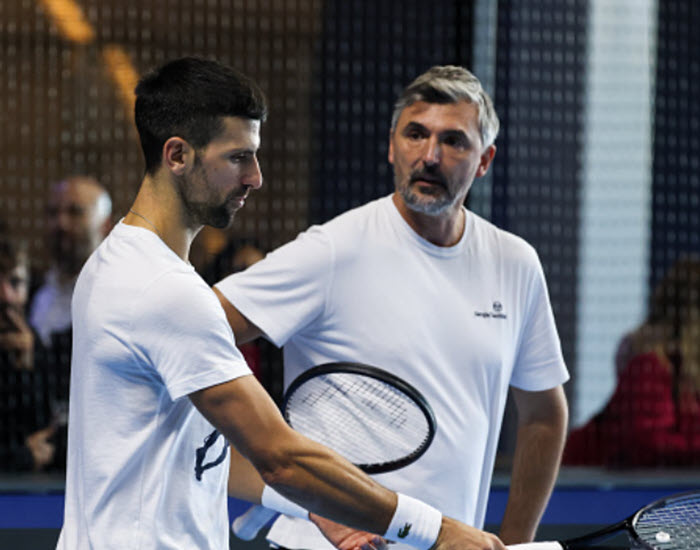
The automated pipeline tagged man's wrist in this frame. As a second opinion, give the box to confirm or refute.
[261,485,309,519]
[384,493,442,550]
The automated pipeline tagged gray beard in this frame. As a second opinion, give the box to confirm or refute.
[399,185,453,216]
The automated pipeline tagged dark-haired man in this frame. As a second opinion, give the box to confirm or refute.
[57,57,504,550]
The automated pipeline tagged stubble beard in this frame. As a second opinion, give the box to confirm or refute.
[398,178,455,216]
[177,158,237,230]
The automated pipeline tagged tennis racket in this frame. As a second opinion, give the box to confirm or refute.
[506,490,700,550]
[232,361,437,540]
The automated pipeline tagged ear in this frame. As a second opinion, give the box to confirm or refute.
[388,130,395,165]
[475,145,496,178]
[162,137,193,176]
[100,216,114,238]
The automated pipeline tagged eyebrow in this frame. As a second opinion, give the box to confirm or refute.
[402,121,428,133]
[226,147,258,156]
[402,122,470,141]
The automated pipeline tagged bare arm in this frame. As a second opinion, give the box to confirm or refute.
[498,385,568,545]
[227,441,266,503]
[192,374,505,550]
[213,287,263,344]
[191,374,395,533]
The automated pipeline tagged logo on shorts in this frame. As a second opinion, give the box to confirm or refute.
[474,300,508,320]
[398,523,412,538]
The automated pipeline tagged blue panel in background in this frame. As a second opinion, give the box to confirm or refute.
[485,486,694,525]
[0,493,64,529]
[3,485,699,529]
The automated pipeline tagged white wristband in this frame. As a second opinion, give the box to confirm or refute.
[384,493,442,550]
[261,486,309,519]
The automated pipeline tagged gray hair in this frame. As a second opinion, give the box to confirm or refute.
[390,65,500,149]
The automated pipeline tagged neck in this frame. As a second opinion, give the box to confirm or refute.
[391,193,465,247]
[124,176,199,262]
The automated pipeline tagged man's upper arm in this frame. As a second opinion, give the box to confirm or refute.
[213,287,264,345]
[511,385,568,426]
[189,374,289,468]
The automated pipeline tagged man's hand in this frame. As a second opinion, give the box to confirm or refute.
[433,517,505,550]
[0,307,34,370]
[311,513,387,550]
[25,425,57,471]
[312,513,504,550]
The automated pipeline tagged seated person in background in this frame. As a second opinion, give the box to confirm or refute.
[0,227,56,471]
[563,256,700,467]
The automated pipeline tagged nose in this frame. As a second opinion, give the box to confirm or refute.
[421,136,441,166]
[49,208,71,233]
[245,156,263,190]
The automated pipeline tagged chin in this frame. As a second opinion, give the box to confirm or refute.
[403,191,451,216]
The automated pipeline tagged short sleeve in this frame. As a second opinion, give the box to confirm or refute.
[510,255,569,391]
[214,227,333,347]
[131,271,251,400]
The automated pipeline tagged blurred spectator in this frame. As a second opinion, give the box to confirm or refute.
[29,175,112,347]
[564,256,700,467]
[200,237,265,285]
[22,176,111,472]
[0,228,34,371]
[0,226,55,471]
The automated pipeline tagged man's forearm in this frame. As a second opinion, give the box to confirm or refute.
[197,376,504,550]
[499,387,568,545]
[252,428,396,534]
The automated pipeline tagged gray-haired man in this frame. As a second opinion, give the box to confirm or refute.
[216,65,569,548]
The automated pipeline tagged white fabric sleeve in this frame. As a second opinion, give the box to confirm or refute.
[131,271,252,400]
[214,226,334,347]
[510,252,569,391]
[261,486,309,519]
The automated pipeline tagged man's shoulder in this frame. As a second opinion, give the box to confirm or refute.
[468,211,539,264]
[319,195,389,232]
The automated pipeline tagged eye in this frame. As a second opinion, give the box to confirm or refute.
[230,152,254,164]
[443,134,469,149]
[9,276,25,290]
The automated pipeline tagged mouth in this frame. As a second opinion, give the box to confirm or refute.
[410,172,447,189]
[228,193,248,209]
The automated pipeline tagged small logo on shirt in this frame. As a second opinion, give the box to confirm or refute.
[397,523,412,539]
[474,301,508,320]
[195,429,229,481]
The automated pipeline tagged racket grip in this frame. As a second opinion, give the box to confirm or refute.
[506,543,563,549]
[231,504,278,541]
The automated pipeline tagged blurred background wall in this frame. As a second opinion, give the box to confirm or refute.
[0,0,698,458]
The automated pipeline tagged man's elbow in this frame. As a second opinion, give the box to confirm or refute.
[245,432,299,489]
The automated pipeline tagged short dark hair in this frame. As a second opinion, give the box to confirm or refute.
[134,57,268,174]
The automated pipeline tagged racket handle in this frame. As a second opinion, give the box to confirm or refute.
[506,543,563,549]
[231,504,278,541]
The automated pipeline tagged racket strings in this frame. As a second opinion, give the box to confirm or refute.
[286,372,431,468]
[634,494,700,549]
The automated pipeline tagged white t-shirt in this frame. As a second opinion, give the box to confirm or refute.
[29,267,75,346]
[57,222,252,550]
[216,194,569,549]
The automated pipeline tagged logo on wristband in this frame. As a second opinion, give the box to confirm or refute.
[398,523,412,538]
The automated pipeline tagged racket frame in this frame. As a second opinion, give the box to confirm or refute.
[282,362,437,474]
